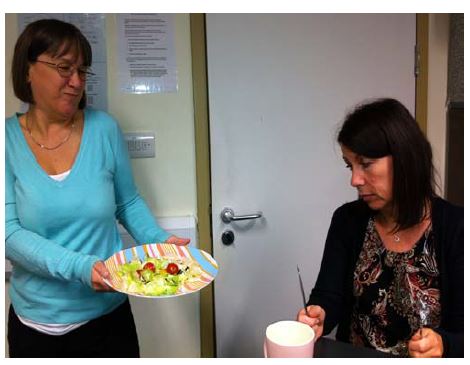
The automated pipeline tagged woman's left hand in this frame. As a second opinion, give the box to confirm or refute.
[165,235,190,246]
[408,328,444,357]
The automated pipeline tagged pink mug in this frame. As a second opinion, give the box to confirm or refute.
[263,320,315,358]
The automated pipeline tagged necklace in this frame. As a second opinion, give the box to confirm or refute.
[26,112,75,151]
[374,215,402,243]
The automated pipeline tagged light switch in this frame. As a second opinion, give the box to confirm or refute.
[124,132,155,158]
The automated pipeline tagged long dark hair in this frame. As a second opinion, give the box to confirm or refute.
[12,18,92,109]
[338,98,436,231]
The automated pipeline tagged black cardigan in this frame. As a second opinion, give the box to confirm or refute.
[308,197,463,357]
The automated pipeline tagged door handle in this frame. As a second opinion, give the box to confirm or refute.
[220,207,263,223]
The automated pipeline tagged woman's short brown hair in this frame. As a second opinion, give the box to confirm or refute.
[12,18,92,109]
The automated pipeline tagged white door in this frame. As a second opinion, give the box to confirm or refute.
[206,14,416,357]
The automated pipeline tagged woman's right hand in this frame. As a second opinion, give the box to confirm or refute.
[297,305,325,341]
[91,261,114,292]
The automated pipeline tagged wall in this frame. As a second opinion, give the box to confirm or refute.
[447,14,464,103]
[445,13,464,205]
[4,13,198,357]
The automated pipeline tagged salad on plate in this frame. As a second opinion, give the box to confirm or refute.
[104,243,218,298]
[116,257,202,296]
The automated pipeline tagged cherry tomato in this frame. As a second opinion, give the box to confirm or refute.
[143,262,156,272]
[166,263,179,275]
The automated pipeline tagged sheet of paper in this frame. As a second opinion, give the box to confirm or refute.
[17,13,108,111]
[117,13,178,93]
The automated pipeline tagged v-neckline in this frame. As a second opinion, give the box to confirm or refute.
[370,217,431,254]
[14,110,89,186]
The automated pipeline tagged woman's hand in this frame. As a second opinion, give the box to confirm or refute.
[296,305,325,342]
[408,328,444,358]
[91,261,114,292]
[165,235,190,246]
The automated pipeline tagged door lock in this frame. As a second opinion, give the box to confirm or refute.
[221,230,235,245]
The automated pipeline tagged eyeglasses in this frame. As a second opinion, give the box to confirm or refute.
[35,60,95,81]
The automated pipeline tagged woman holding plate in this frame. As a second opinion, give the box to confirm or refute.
[5,18,189,357]
[297,98,463,357]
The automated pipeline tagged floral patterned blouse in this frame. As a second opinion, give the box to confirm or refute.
[350,218,441,357]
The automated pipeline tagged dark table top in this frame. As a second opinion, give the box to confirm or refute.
[314,337,397,358]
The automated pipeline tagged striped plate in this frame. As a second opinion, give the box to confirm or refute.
[104,243,218,298]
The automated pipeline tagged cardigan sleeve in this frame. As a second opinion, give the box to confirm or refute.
[110,119,171,244]
[435,202,464,357]
[307,205,354,334]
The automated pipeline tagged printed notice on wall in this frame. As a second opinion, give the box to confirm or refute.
[117,13,178,93]
[18,13,108,111]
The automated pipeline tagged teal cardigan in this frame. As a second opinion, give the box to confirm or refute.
[5,109,170,324]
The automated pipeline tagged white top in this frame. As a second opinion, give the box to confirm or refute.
[49,169,71,181]
[17,316,88,336]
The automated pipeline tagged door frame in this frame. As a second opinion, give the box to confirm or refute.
[190,13,428,358]
[190,13,215,358]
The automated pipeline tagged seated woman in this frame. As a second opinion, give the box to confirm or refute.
[297,98,463,357]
